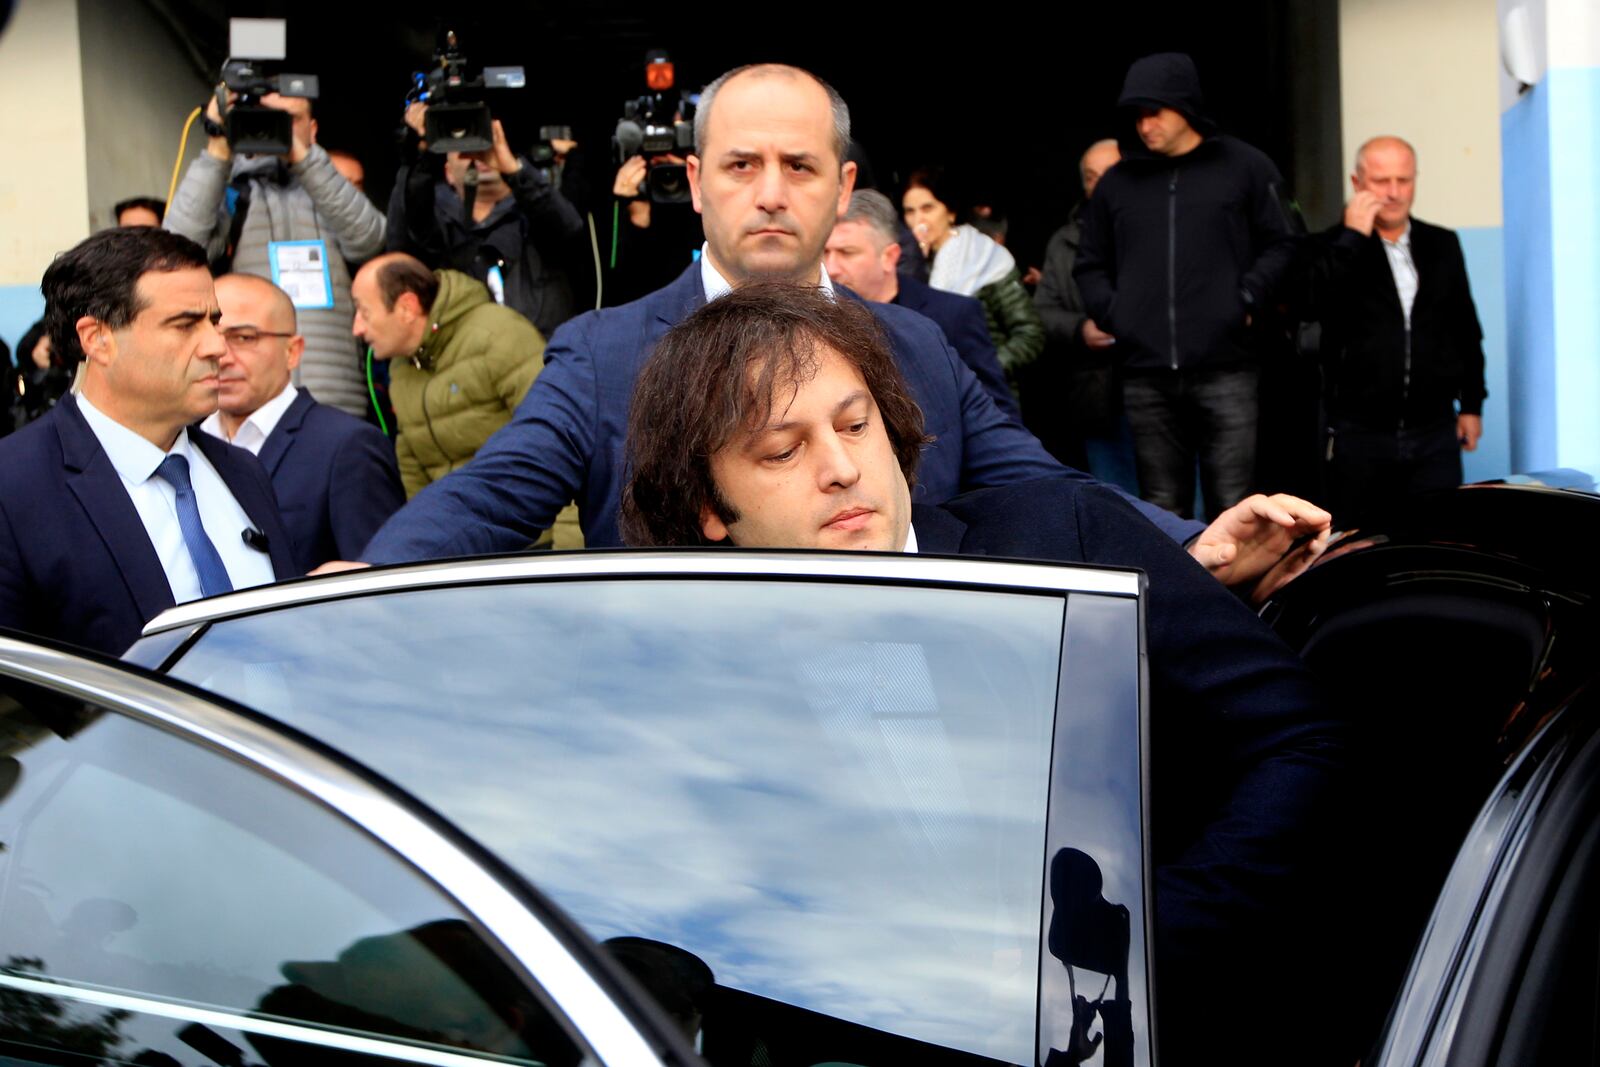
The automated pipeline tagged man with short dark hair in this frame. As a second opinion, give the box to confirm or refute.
[1308,136,1487,528]
[825,189,1019,420]
[0,228,295,654]
[114,196,166,227]
[1075,53,1298,520]
[350,62,1325,594]
[201,273,403,571]
[621,282,1344,1065]
[351,252,543,498]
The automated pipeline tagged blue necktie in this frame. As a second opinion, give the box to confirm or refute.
[155,454,234,598]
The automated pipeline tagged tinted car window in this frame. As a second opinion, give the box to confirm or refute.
[0,676,586,1067]
[169,578,1071,1065]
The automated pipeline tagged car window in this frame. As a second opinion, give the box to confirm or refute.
[0,675,589,1067]
[167,578,1080,1066]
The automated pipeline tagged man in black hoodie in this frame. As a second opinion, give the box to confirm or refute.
[1075,53,1296,520]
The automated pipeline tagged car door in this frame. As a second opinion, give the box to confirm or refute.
[132,552,1157,1067]
[1258,484,1600,1065]
[0,635,693,1067]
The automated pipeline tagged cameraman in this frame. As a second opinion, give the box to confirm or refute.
[607,153,703,305]
[165,89,386,419]
[386,105,585,337]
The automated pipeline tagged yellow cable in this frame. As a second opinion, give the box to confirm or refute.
[167,107,204,208]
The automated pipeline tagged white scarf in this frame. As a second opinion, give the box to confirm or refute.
[928,224,1016,296]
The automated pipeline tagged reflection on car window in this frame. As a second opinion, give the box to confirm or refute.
[0,679,585,1066]
[171,579,1068,1066]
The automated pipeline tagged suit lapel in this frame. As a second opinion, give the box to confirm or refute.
[56,396,176,625]
[653,262,709,327]
[256,389,312,477]
[192,429,296,578]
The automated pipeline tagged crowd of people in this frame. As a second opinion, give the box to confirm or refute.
[0,51,1491,1065]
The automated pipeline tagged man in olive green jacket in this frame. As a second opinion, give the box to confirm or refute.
[351,254,542,496]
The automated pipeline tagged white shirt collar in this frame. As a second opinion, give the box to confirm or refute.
[1379,221,1412,249]
[77,392,192,484]
[902,524,919,554]
[699,244,836,302]
[201,383,298,454]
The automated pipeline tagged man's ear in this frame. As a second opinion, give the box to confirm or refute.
[699,501,730,543]
[883,239,902,270]
[309,117,319,145]
[837,160,858,216]
[75,316,113,366]
[285,334,305,372]
[397,292,423,322]
[687,153,703,214]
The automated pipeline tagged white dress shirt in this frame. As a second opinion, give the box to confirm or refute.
[902,526,919,553]
[699,244,836,301]
[77,394,278,603]
[1380,223,1419,327]
[200,383,298,457]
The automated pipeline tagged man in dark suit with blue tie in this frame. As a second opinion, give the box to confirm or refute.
[347,62,1325,593]
[0,228,296,656]
[202,273,403,572]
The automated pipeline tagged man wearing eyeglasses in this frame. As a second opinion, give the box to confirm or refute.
[202,274,403,572]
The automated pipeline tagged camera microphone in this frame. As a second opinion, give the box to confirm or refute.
[241,527,270,553]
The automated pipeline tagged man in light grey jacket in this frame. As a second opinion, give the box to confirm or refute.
[166,91,385,418]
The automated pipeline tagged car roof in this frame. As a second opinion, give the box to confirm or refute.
[141,548,1145,636]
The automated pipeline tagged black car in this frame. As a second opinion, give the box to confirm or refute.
[0,483,1593,1066]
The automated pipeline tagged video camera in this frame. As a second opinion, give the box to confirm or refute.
[218,19,318,156]
[612,50,696,204]
[407,30,526,154]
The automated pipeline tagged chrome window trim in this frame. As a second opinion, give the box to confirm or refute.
[0,971,535,1067]
[0,637,666,1067]
[142,550,1142,635]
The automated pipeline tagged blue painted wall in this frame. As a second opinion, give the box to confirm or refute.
[0,285,45,362]
[1547,65,1600,472]
[1501,67,1600,474]
[1458,226,1510,482]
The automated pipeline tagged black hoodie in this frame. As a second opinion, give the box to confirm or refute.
[1073,53,1297,372]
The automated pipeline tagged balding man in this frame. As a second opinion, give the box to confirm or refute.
[1030,138,1124,473]
[202,274,403,571]
[344,63,1327,602]
[1307,136,1486,528]
[350,253,544,499]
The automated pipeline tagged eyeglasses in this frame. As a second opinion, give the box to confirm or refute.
[221,328,294,350]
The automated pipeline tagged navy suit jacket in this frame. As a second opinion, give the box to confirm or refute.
[915,477,1343,1054]
[891,273,1022,423]
[0,395,297,656]
[257,390,404,572]
[363,263,1201,560]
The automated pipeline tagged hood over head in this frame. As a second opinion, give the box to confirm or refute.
[1117,52,1217,137]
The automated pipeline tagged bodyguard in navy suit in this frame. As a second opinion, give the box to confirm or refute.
[0,230,295,656]
[824,190,1021,422]
[361,63,1202,566]
[202,274,402,571]
[620,282,1346,1066]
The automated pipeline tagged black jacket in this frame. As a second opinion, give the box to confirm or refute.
[1306,219,1486,428]
[1074,54,1296,372]
[387,156,586,338]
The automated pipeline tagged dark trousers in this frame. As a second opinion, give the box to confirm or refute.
[1326,417,1463,530]
[1122,368,1258,520]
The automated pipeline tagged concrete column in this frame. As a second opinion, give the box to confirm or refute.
[1499,0,1600,472]
[1338,0,1509,481]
